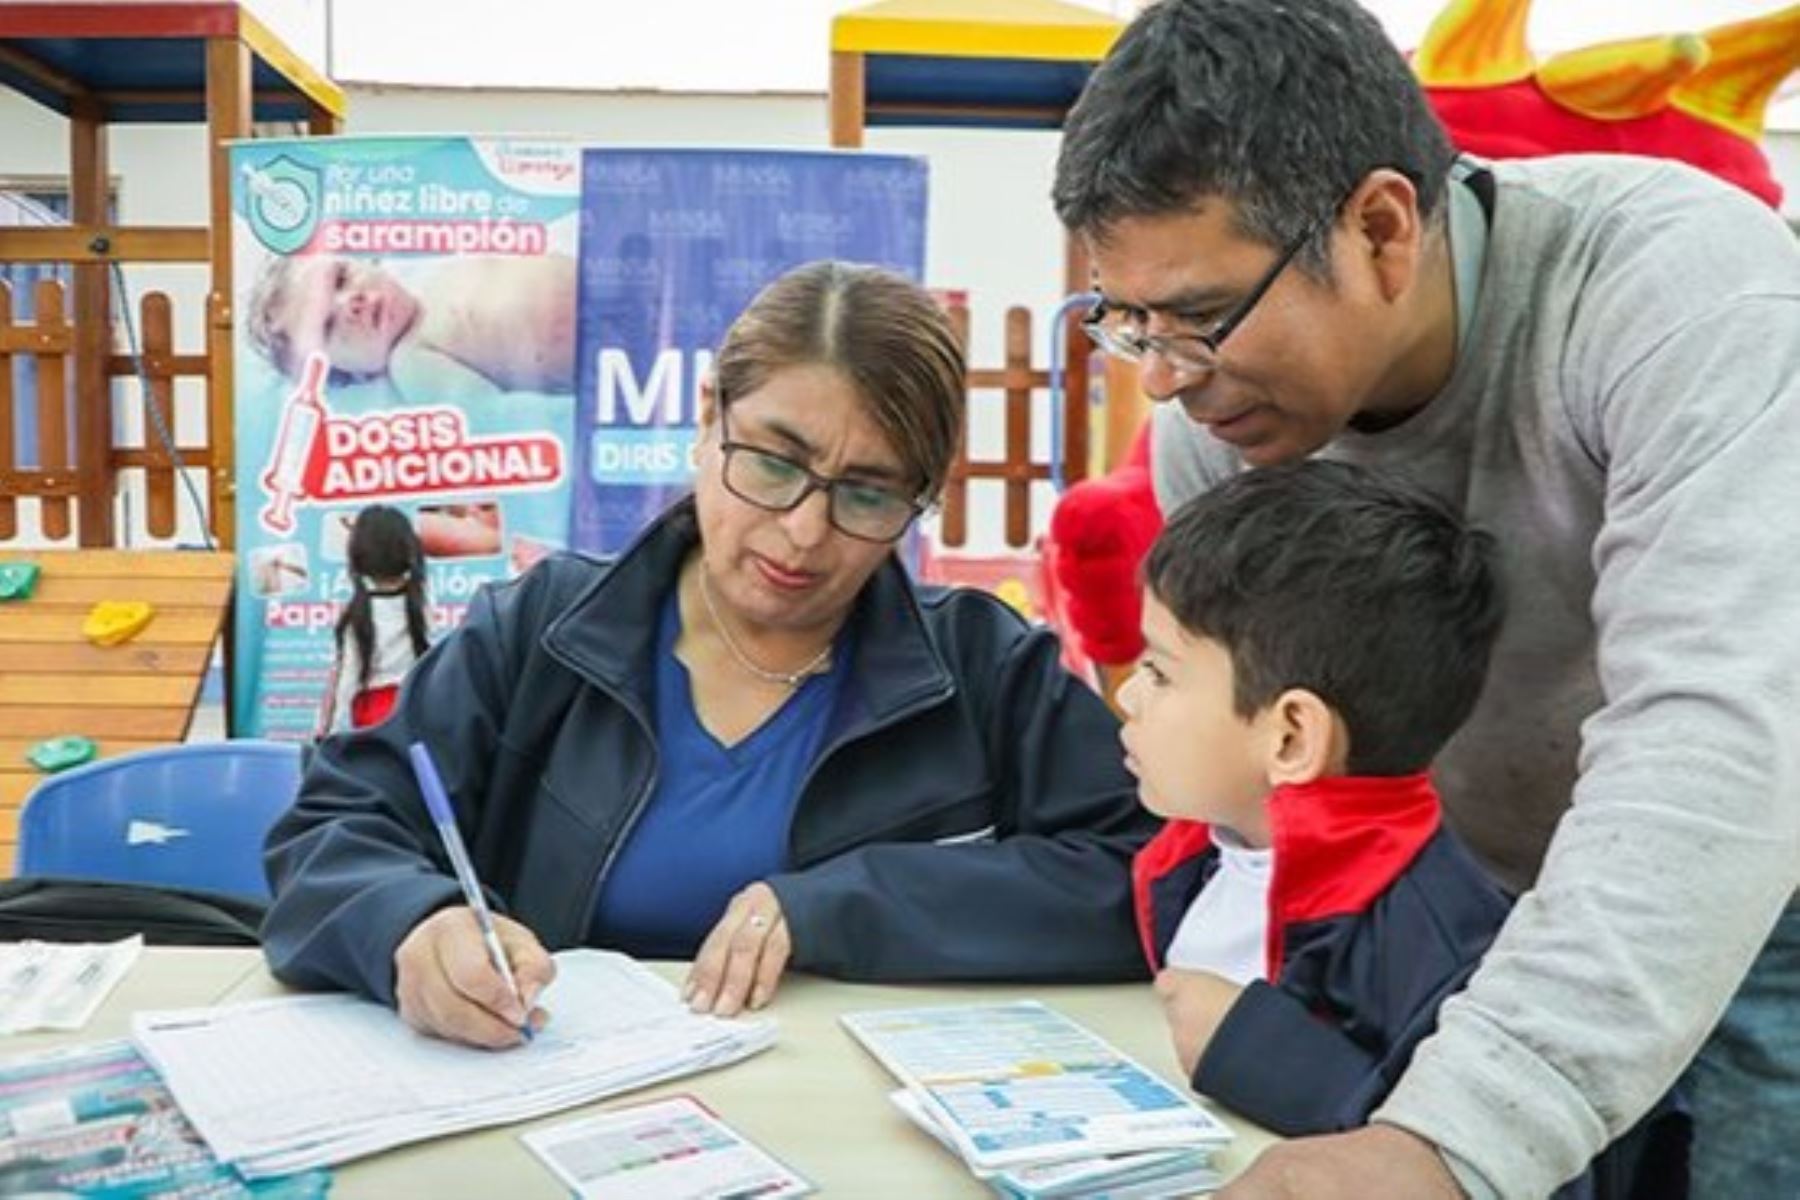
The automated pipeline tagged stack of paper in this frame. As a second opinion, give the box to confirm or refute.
[131,950,775,1178]
[843,1002,1230,1199]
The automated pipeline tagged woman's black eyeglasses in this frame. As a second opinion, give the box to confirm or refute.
[716,405,925,543]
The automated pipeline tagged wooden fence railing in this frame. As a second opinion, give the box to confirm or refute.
[939,302,1089,548]
[0,278,221,544]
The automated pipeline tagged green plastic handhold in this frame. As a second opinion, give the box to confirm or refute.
[26,735,97,773]
[0,562,39,601]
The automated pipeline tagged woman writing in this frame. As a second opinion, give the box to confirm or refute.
[262,261,1153,1047]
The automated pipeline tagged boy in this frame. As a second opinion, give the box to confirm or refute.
[246,253,577,398]
[1119,461,1682,1195]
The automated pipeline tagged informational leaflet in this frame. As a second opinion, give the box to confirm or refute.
[889,1090,1221,1199]
[841,1002,1232,1173]
[522,1094,812,1200]
[0,1039,329,1198]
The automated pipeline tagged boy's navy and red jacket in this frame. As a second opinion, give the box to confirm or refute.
[1134,774,1687,1198]
[1135,773,1507,1136]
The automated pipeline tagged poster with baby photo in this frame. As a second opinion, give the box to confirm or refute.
[230,135,579,739]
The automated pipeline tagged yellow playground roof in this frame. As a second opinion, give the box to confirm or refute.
[830,0,1123,131]
[832,0,1123,63]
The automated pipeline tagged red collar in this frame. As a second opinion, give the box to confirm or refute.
[1268,773,1441,928]
[1133,773,1443,972]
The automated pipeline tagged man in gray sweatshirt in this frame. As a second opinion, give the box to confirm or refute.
[1053,1,1799,1197]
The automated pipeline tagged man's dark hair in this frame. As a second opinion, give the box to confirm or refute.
[1145,460,1503,775]
[1054,0,1456,274]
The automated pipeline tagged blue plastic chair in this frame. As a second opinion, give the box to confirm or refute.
[17,741,303,901]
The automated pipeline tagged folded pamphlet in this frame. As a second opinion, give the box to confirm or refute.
[843,1001,1231,1191]
[522,1093,813,1199]
[891,1089,1221,1199]
[0,1038,329,1198]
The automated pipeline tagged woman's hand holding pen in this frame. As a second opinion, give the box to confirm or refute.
[394,907,556,1049]
[685,882,791,1017]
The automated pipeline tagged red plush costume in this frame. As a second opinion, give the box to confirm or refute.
[1045,0,1800,670]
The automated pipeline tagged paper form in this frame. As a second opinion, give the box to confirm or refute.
[132,950,776,1177]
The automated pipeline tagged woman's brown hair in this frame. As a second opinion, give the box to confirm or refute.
[713,261,966,499]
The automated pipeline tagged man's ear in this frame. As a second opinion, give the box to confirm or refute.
[1342,167,1426,303]
[1263,688,1347,787]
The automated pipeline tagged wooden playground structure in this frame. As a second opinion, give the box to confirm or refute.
[0,2,343,549]
[0,4,342,871]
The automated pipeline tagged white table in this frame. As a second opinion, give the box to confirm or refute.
[7,948,1278,1196]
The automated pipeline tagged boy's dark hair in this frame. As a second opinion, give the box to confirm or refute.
[1053,0,1456,276]
[337,505,430,689]
[1145,460,1503,775]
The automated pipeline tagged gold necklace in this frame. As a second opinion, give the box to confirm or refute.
[697,567,832,689]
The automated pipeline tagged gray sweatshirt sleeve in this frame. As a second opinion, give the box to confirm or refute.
[1376,258,1800,1191]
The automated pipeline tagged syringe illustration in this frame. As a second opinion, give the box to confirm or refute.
[240,162,310,232]
[260,352,330,534]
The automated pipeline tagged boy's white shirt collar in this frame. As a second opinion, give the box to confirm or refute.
[1163,827,1274,984]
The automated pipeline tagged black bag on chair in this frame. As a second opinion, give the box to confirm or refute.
[0,876,266,946]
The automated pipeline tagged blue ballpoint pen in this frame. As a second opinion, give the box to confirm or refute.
[407,741,534,1043]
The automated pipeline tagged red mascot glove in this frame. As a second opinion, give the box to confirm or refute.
[1046,424,1164,666]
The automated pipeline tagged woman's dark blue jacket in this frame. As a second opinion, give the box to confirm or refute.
[262,501,1156,1003]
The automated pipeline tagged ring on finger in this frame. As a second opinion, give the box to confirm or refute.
[747,913,770,931]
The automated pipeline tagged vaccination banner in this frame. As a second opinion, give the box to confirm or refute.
[230,136,579,739]
[572,149,928,554]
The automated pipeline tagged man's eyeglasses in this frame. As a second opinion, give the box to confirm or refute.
[1083,209,1334,375]
[716,404,926,543]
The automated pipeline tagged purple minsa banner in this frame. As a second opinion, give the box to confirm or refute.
[571,149,928,555]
